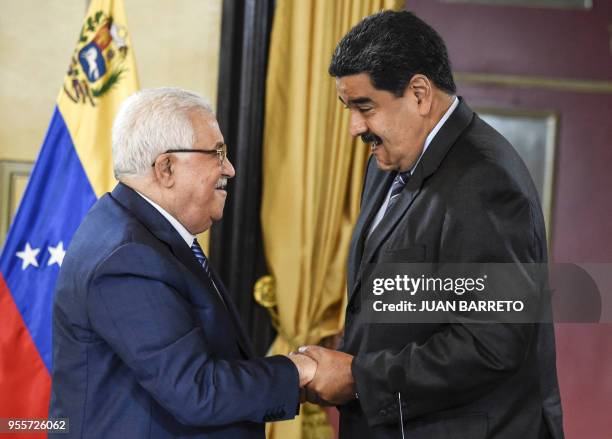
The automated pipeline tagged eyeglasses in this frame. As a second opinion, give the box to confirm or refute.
[151,144,227,167]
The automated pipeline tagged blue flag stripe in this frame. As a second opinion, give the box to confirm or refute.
[0,107,97,372]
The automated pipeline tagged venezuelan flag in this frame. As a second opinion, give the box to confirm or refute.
[0,0,138,433]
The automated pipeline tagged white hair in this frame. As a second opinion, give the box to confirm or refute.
[112,87,213,179]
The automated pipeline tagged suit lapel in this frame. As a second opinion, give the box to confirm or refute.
[360,165,424,272]
[168,234,221,296]
[349,168,395,285]
[112,184,222,298]
[207,267,255,358]
[110,183,254,357]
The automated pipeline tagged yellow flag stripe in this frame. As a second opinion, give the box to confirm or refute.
[57,0,139,197]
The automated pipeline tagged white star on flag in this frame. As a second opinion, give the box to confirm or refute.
[47,241,66,267]
[16,242,40,270]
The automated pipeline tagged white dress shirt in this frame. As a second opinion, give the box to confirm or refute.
[136,191,195,248]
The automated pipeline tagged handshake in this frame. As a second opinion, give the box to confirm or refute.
[286,346,357,406]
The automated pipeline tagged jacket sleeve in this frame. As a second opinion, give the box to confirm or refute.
[352,163,545,425]
[86,243,300,427]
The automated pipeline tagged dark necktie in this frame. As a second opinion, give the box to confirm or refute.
[191,239,226,308]
[385,171,411,215]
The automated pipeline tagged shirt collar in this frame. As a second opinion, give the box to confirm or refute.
[135,191,196,248]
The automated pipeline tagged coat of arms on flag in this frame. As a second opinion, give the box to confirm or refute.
[64,9,132,107]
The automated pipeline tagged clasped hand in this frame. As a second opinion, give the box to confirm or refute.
[288,346,356,406]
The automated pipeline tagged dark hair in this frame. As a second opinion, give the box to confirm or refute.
[329,10,456,96]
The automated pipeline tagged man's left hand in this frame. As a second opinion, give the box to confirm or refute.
[298,345,356,405]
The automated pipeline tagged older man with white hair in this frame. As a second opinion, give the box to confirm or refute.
[49,87,316,438]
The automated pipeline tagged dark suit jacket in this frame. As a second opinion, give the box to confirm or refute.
[49,183,299,438]
[339,99,564,439]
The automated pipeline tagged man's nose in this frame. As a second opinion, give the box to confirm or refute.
[223,157,236,178]
[349,111,367,137]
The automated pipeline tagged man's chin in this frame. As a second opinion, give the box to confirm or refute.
[192,222,211,235]
[373,156,413,173]
[210,205,226,222]
[373,157,395,172]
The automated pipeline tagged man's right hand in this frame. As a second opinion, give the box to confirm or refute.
[287,353,317,387]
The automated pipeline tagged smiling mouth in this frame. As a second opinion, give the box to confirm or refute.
[215,176,228,190]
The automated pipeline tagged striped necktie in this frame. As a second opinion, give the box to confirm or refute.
[191,238,226,308]
[385,171,411,215]
[191,238,211,276]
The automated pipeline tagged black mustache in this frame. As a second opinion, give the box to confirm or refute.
[361,133,382,145]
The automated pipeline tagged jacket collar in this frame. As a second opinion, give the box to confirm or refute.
[110,182,255,358]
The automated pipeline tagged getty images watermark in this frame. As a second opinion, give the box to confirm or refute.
[358,263,611,324]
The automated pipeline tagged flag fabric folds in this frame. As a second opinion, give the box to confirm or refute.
[0,0,139,429]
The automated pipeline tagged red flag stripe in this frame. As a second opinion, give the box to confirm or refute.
[0,273,49,438]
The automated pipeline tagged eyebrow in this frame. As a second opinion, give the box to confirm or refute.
[338,96,374,107]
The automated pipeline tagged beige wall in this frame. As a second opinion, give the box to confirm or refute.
[0,1,222,245]
[0,1,84,162]
[125,0,222,108]
[0,0,222,162]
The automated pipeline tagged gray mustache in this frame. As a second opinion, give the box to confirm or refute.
[215,176,228,189]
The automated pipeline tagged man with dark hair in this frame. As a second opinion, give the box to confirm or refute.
[298,10,564,439]
[329,10,456,96]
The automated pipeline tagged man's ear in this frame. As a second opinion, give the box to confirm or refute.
[153,154,176,188]
[408,74,433,116]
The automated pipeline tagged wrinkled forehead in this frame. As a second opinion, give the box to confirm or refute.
[335,73,377,103]
[189,110,224,147]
